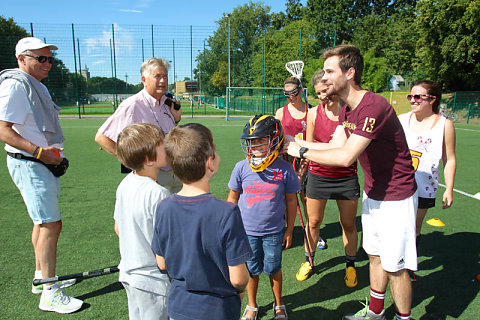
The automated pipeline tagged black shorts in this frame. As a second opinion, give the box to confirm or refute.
[306,172,360,200]
[418,197,436,209]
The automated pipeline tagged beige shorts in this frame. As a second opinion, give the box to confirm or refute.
[361,191,418,272]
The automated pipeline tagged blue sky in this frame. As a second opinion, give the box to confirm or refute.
[3,0,288,26]
[2,1,296,85]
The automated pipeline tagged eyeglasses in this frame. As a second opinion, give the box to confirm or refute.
[406,94,435,102]
[23,54,53,64]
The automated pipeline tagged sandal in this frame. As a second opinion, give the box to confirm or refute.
[273,303,288,320]
[241,305,258,320]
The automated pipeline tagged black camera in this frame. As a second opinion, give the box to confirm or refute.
[165,92,181,110]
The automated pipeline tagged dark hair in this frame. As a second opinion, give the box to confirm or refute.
[312,69,325,86]
[164,123,216,183]
[411,80,442,114]
[322,45,363,85]
[116,123,165,171]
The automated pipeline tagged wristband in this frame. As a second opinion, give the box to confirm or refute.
[36,148,43,159]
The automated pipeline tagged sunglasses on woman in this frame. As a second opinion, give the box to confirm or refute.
[23,54,54,64]
[406,94,435,102]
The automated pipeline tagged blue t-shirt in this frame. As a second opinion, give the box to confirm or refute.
[151,193,252,320]
[228,158,301,236]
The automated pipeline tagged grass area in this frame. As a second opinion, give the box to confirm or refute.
[0,118,478,319]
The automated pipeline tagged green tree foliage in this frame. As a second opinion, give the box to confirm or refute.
[0,16,29,71]
[200,2,271,95]
[362,49,389,92]
[251,20,319,91]
[414,0,480,90]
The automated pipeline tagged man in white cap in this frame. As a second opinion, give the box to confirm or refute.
[0,37,83,314]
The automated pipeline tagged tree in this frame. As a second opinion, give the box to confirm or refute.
[251,20,319,92]
[414,0,480,90]
[198,2,272,95]
[0,16,29,71]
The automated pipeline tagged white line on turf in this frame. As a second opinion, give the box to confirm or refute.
[439,183,480,200]
[456,128,480,133]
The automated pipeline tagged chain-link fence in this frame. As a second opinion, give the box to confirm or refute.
[2,22,215,116]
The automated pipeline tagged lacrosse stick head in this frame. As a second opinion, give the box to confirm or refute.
[285,60,304,80]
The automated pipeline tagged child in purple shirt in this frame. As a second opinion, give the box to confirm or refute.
[228,115,300,320]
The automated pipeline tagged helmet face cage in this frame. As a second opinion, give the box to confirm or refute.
[241,115,284,172]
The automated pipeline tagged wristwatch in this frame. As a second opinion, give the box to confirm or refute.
[299,147,309,159]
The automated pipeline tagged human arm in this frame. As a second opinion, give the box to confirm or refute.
[155,254,167,271]
[114,220,119,236]
[305,106,317,142]
[442,119,456,208]
[94,131,117,156]
[275,107,283,122]
[283,192,297,250]
[228,263,249,298]
[0,120,62,165]
[227,189,241,204]
[289,133,370,167]
[295,124,347,150]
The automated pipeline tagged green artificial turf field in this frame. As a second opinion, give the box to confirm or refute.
[0,117,478,319]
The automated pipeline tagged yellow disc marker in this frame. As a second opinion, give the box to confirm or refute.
[426,218,446,227]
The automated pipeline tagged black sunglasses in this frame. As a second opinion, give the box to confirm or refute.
[23,54,53,64]
[406,94,434,102]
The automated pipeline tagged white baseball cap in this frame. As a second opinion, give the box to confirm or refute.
[15,37,58,58]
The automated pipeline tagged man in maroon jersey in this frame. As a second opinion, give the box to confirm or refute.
[288,45,417,320]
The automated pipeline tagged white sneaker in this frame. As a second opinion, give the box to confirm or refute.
[317,237,328,250]
[39,287,83,314]
[32,278,77,294]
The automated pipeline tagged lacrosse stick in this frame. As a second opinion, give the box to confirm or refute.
[33,266,119,286]
[285,60,308,105]
[297,193,314,267]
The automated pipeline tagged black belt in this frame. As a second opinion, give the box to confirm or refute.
[7,152,42,163]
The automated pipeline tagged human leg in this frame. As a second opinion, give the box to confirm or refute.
[269,270,287,318]
[388,269,412,315]
[36,221,62,281]
[338,199,359,287]
[415,208,428,236]
[243,235,263,319]
[243,275,259,319]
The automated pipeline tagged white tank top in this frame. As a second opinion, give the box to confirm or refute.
[400,112,445,198]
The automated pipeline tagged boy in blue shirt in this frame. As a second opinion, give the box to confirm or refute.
[151,123,252,320]
[228,115,300,320]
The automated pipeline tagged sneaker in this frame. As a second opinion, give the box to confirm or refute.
[32,278,77,294]
[317,237,328,250]
[39,287,83,314]
[343,299,386,320]
[296,261,313,281]
[345,266,358,288]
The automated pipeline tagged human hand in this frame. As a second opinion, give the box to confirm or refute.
[287,142,301,158]
[442,190,453,209]
[282,230,293,250]
[40,147,63,165]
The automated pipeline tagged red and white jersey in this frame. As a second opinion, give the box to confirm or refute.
[400,112,445,198]
[281,104,308,140]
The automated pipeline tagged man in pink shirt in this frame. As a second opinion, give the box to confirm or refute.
[95,58,182,193]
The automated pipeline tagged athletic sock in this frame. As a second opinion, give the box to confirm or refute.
[368,288,385,314]
[305,252,315,264]
[345,256,356,268]
[35,270,43,280]
[395,311,411,319]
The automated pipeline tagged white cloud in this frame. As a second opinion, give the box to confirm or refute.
[119,9,142,13]
[91,60,105,66]
[84,23,135,56]
[136,0,152,8]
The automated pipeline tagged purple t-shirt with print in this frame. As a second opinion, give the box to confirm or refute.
[228,158,301,236]
[339,91,416,201]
